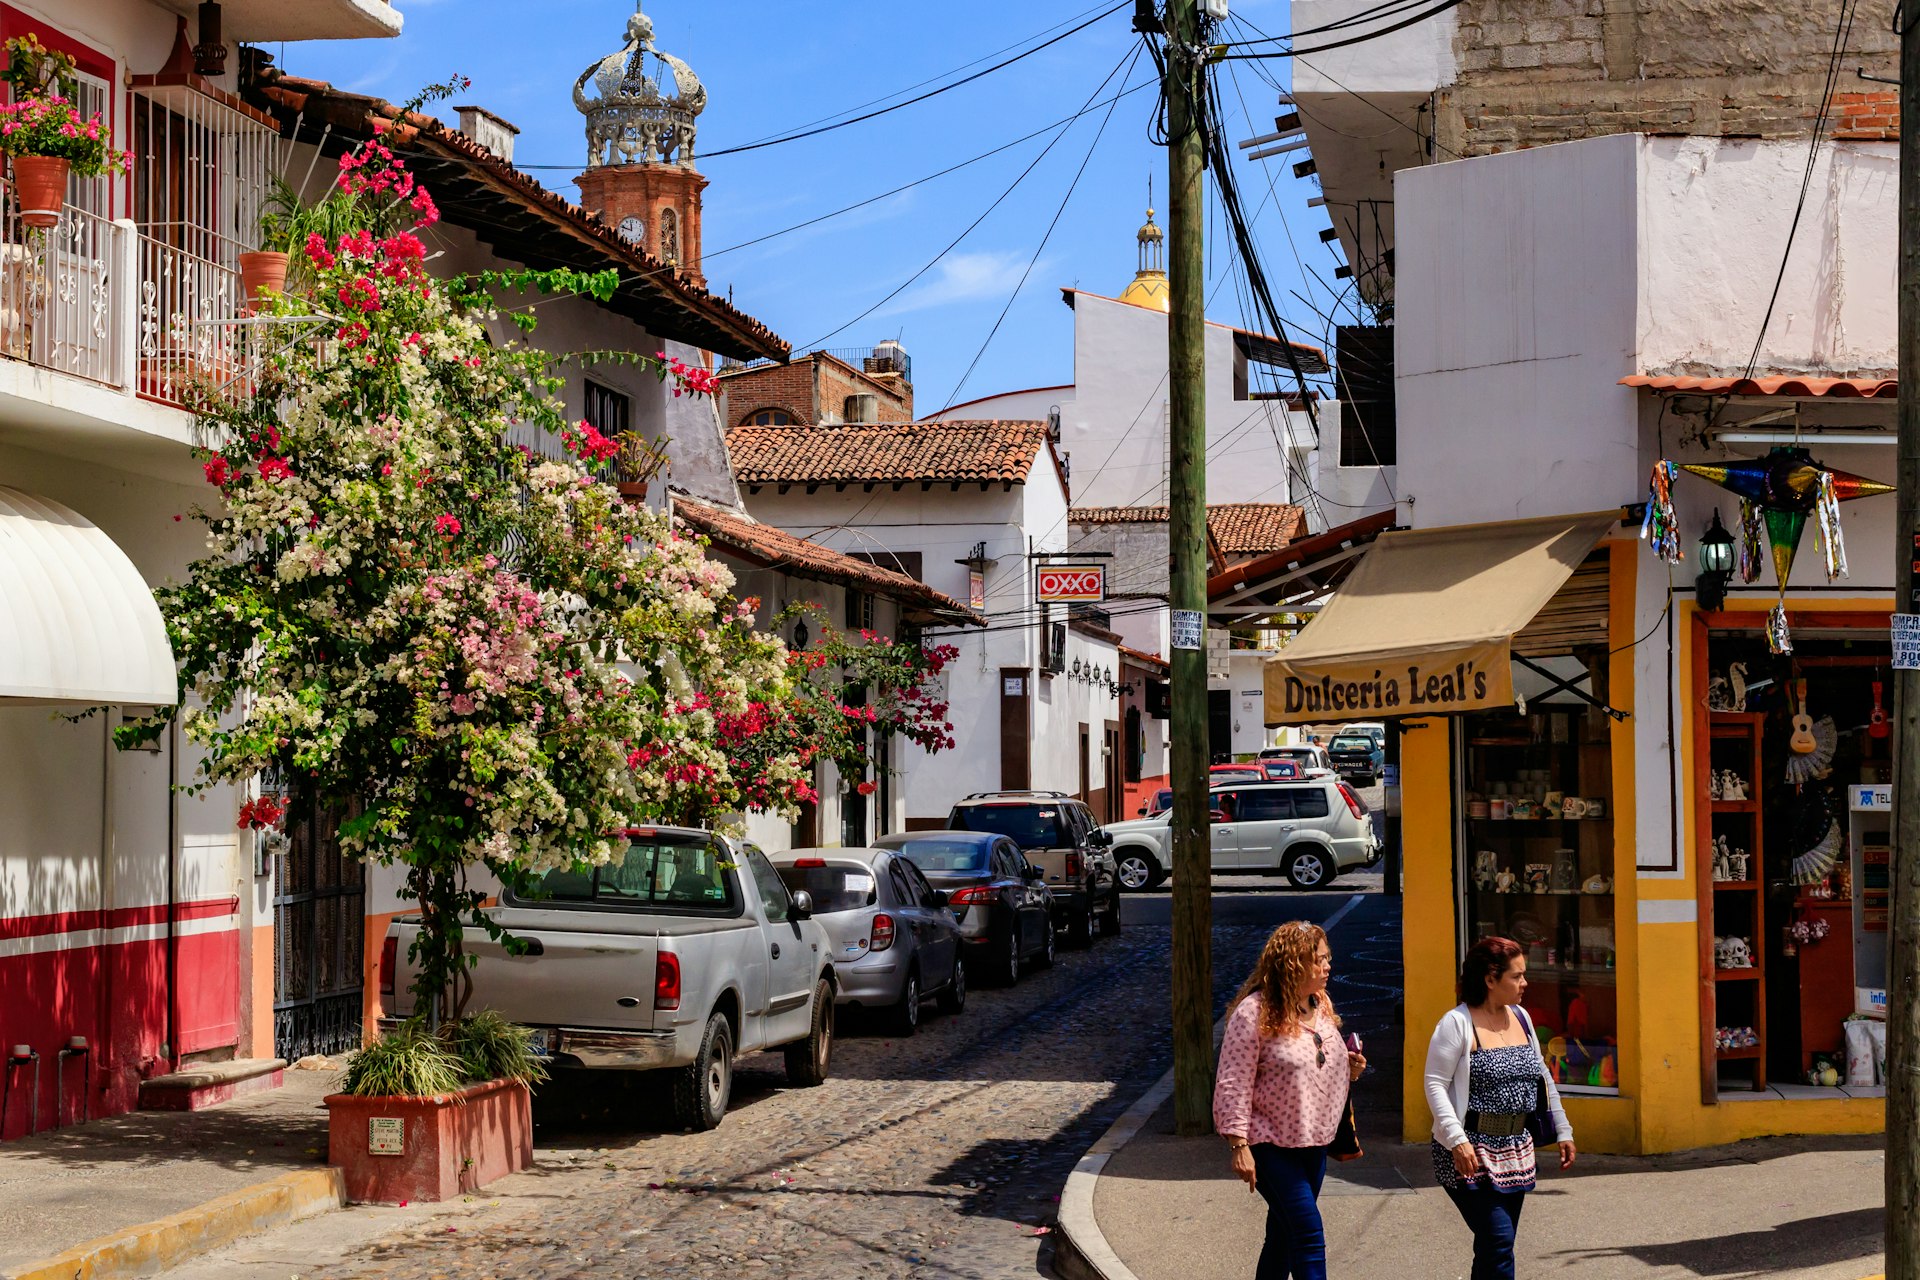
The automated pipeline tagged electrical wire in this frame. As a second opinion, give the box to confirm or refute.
[936,46,1139,412]
[703,2,1131,160]
[797,46,1141,352]
[1220,0,1469,60]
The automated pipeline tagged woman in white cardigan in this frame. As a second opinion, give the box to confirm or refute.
[1424,937,1576,1280]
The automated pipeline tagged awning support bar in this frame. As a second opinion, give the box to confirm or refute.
[1513,655,1630,722]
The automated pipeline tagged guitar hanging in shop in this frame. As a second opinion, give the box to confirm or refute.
[1790,679,1817,755]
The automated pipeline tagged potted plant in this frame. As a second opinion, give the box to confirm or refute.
[0,34,131,229]
[242,176,367,309]
[326,1012,544,1204]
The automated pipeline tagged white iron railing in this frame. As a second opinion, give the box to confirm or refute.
[0,186,126,388]
[136,232,255,410]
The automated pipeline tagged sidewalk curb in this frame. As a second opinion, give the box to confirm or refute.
[1055,896,1364,1280]
[2,1167,345,1280]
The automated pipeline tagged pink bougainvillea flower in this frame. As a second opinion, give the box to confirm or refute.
[203,454,233,487]
[435,514,462,538]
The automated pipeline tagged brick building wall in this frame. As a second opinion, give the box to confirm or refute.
[1438,0,1897,155]
[718,352,914,428]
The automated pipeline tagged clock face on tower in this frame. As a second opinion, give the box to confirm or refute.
[617,215,645,246]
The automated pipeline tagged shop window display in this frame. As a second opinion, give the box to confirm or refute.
[1697,626,1892,1097]
[1458,707,1618,1093]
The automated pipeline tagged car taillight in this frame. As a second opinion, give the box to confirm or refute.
[793,857,826,867]
[870,913,896,952]
[654,951,682,1011]
[1338,783,1365,820]
[1065,851,1084,879]
[379,937,396,997]
[948,886,993,907]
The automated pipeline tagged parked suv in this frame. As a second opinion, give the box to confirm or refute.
[1212,780,1378,888]
[946,792,1120,945]
[1257,745,1336,778]
[1325,733,1385,786]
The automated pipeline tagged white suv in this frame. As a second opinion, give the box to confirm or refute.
[1211,780,1378,888]
[1097,779,1378,891]
[1257,745,1336,779]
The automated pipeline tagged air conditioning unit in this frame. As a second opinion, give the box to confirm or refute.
[844,393,878,423]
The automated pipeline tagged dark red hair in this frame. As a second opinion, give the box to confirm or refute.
[1458,937,1525,1006]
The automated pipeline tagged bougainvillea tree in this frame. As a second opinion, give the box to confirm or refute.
[132,125,949,1023]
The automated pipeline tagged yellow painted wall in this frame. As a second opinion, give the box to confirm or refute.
[1395,551,1887,1153]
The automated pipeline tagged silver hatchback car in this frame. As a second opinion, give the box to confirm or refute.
[770,847,966,1035]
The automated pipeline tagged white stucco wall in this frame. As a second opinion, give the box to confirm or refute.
[1395,133,1643,528]
[1290,0,1459,97]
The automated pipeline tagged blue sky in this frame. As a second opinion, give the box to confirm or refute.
[278,0,1347,411]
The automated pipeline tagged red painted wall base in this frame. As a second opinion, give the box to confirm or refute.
[327,1078,533,1204]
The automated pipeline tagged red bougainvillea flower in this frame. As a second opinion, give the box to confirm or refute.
[435,513,462,538]
[236,795,285,830]
[257,455,295,482]
[855,780,876,796]
[203,454,233,487]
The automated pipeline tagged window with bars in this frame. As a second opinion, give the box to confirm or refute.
[584,380,631,437]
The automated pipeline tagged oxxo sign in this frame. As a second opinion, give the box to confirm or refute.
[1035,565,1105,603]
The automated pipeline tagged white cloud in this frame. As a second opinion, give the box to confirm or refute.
[873,249,1045,319]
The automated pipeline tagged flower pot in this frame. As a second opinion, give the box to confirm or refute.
[326,1076,532,1204]
[10,155,69,230]
[237,251,290,312]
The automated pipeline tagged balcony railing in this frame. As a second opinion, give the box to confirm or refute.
[0,190,124,389]
[0,182,257,413]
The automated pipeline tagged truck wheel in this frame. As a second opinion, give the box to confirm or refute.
[672,1011,733,1131]
[784,979,834,1087]
[888,968,921,1037]
[1285,847,1332,890]
[1115,852,1157,892]
[1100,895,1122,937]
[937,954,968,1015]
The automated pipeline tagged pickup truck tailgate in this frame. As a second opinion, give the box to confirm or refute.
[391,910,661,1032]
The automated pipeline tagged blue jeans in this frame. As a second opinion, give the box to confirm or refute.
[1251,1144,1327,1280]
[1447,1184,1527,1280]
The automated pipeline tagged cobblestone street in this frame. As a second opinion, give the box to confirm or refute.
[172,888,1398,1280]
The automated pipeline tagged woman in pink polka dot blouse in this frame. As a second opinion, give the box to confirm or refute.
[1213,921,1366,1280]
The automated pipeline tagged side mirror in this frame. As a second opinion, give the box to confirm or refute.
[1024,864,1045,882]
[789,889,813,920]
[1089,829,1114,849]
[1136,804,1148,816]
[927,889,949,909]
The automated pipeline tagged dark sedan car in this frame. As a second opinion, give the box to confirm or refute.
[873,831,1055,984]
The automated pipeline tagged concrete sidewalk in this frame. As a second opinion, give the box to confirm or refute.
[0,1064,343,1279]
[1070,1091,1886,1279]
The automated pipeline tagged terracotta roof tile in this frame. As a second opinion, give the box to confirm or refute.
[1621,374,1896,399]
[672,498,983,626]
[1207,503,1307,555]
[1069,506,1169,524]
[730,420,1049,488]
[246,68,787,362]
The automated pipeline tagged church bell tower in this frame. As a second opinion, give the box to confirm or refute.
[573,3,709,290]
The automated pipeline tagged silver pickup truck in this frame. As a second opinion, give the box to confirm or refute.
[382,827,836,1130]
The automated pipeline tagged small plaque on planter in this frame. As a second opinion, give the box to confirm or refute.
[369,1116,405,1155]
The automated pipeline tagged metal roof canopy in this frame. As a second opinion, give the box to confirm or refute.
[0,487,177,705]
[1206,509,1397,626]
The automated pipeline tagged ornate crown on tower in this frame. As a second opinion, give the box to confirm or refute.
[573,2,707,170]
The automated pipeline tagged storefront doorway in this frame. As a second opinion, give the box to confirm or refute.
[1693,615,1891,1098]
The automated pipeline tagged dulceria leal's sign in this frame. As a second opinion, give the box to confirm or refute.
[1265,640,1514,724]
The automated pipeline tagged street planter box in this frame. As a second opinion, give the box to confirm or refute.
[326,1077,532,1204]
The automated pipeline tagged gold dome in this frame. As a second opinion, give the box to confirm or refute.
[1119,270,1171,312]
[1120,205,1168,310]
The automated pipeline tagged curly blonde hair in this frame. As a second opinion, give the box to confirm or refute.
[1233,920,1337,1039]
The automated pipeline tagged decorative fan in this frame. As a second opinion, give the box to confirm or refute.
[1784,716,1837,785]
[1787,791,1844,886]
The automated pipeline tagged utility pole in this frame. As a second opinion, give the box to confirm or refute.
[1162,0,1214,1137]
[1891,11,1920,1273]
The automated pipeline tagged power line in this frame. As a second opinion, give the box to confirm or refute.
[1220,0,1469,60]
[937,46,1141,412]
[799,45,1140,352]
[703,2,1131,159]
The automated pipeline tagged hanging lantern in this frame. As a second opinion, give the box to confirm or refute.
[1695,511,1735,610]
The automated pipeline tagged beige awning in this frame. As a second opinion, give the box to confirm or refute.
[1263,512,1617,725]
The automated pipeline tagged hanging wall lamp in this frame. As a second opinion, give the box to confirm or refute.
[1696,510,1735,611]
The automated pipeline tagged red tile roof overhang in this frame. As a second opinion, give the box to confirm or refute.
[1621,374,1896,399]
[1206,510,1399,624]
[246,70,788,363]
[731,420,1049,489]
[672,498,983,627]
